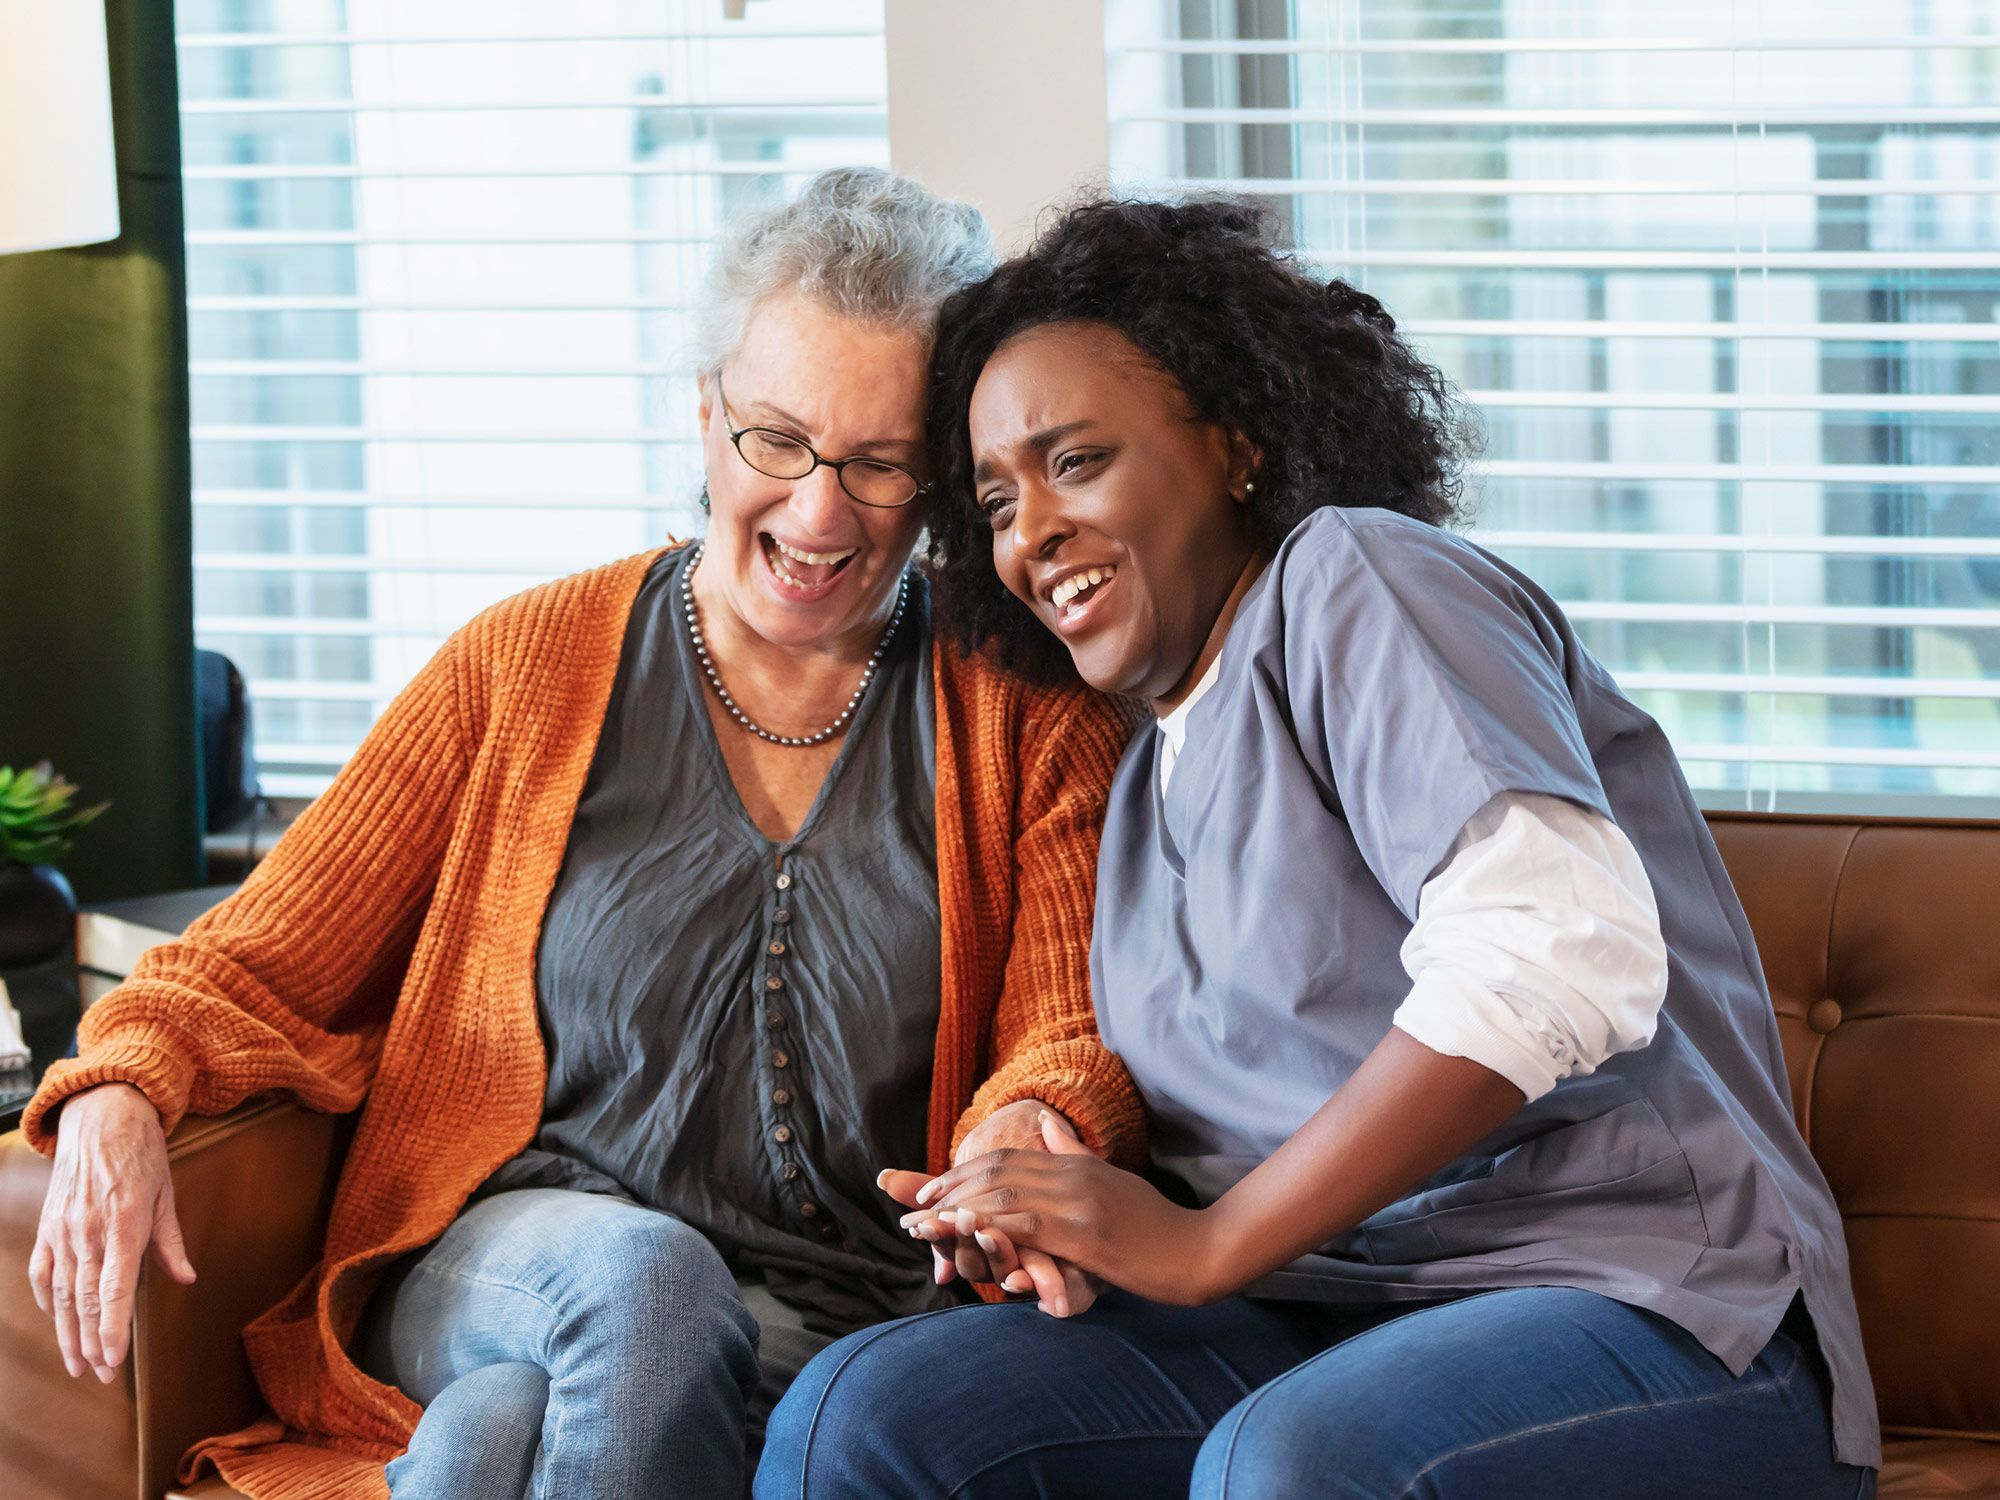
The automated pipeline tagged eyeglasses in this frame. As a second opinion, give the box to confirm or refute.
[715,373,930,509]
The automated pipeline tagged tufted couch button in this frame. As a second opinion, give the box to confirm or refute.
[1807,998,1843,1034]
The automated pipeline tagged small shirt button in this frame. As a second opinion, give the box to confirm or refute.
[765,976,784,992]
[767,1013,787,1030]
[774,909,791,924]
[776,873,792,890]
[781,1162,801,1180]
[1807,998,1843,1034]
[798,1202,820,1219]
[772,1088,792,1106]
[773,1125,793,1144]
[771,1051,789,1069]
[768,940,786,956]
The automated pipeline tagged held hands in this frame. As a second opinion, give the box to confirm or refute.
[28,1082,198,1382]
[880,1105,1104,1316]
[887,1110,1219,1311]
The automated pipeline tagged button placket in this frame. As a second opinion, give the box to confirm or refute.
[760,859,819,1228]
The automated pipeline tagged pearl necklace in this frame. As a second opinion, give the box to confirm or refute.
[683,541,909,748]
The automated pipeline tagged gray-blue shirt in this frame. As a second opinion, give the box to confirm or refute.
[480,545,955,1334]
[1093,506,1878,1467]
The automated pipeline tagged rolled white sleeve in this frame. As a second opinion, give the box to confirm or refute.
[1391,790,1669,1102]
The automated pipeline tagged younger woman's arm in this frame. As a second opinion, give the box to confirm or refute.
[888,793,1670,1307]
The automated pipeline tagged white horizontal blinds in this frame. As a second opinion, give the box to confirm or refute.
[177,0,888,795]
[1106,0,2000,806]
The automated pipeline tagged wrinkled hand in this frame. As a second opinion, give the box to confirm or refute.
[923,1100,1065,1288]
[880,1110,1103,1317]
[29,1083,197,1381]
[896,1113,1216,1308]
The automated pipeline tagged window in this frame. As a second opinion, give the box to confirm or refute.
[1107,0,2000,812]
[177,0,889,795]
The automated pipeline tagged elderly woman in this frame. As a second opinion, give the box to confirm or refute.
[759,198,1879,1500]
[22,169,1142,1500]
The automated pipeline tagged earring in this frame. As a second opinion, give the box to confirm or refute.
[698,483,711,513]
[1243,480,1257,495]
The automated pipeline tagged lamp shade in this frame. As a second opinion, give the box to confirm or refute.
[0,0,120,255]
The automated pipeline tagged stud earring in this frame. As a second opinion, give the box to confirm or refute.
[1243,480,1257,495]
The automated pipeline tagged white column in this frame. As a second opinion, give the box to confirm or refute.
[884,0,1108,253]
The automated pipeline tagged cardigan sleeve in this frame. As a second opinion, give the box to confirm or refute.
[951,683,1150,1171]
[22,626,479,1151]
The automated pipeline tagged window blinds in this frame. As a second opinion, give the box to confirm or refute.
[1107,0,2000,810]
[177,0,888,795]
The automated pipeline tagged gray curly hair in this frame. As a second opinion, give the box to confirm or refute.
[697,167,995,377]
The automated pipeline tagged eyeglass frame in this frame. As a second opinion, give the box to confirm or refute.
[712,372,931,509]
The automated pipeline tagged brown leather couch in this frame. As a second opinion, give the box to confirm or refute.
[1,811,1996,1499]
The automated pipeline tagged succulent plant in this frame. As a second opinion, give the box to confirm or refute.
[0,763,109,865]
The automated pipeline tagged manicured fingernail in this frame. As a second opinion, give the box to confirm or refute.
[1004,1273,1032,1292]
[915,1180,939,1205]
[974,1231,998,1252]
[876,1170,891,1189]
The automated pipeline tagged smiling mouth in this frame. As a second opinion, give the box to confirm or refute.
[1050,565,1116,622]
[763,533,857,591]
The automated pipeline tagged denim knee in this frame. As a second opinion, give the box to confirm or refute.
[551,1208,759,1389]
[388,1361,548,1500]
[755,1313,962,1500]
[1193,1384,1348,1500]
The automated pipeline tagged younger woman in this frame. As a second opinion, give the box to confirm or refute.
[755,199,1878,1500]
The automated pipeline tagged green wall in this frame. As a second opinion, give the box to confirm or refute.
[0,0,200,901]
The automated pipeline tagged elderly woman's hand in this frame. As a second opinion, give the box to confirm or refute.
[29,1082,198,1381]
[954,1097,1065,1161]
[881,1108,1107,1316]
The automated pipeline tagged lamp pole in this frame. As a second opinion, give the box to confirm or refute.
[0,0,201,903]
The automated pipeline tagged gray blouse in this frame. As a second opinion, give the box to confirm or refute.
[478,544,955,1333]
[1093,506,1879,1467]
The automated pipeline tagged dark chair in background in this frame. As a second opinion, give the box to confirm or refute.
[194,650,267,882]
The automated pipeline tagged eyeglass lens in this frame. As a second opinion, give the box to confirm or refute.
[736,429,918,506]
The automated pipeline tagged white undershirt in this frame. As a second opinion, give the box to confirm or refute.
[1155,650,1223,795]
[1155,678,1668,1102]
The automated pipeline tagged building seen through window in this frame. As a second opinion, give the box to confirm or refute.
[175,0,1997,809]
[176,0,887,795]
[1110,0,2000,809]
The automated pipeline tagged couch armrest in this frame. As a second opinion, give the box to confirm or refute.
[136,1097,349,1500]
[0,1124,136,1500]
[0,1096,348,1500]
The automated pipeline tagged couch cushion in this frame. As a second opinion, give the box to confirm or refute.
[1708,816,2000,1444]
[1880,1437,2000,1498]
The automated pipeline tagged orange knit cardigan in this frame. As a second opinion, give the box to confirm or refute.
[25,548,1145,1500]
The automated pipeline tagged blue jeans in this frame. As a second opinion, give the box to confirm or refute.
[356,1188,763,1499]
[756,1286,1876,1500]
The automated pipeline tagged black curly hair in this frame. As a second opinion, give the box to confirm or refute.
[925,196,1477,684]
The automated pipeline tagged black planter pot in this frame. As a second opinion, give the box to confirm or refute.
[0,862,76,970]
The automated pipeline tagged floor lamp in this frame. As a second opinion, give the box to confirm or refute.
[0,0,120,1073]
[0,0,121,255]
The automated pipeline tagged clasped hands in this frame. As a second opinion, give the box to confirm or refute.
[877,1099,1218,1317]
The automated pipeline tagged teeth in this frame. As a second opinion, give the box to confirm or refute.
[1051,565,1114,610]
[773,538,857,567]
